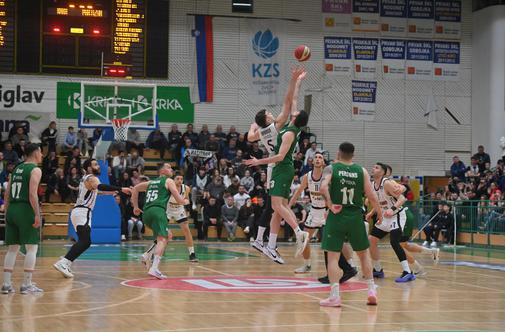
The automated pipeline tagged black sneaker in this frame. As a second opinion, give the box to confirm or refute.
[318,275,330,284]
[339,267,358,284]
[189,253,199,262]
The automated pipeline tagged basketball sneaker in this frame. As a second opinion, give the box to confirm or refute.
[432,248,440,261]
[318,275,330,284]
[422,241,429,246]
[1,284,15,294]
[20,284,44,294]
[367,289,378,305]
[414,266,427,276]
[189,253,199,262]
[148,268,168,280]
[53,259,74,278]
[373,269,385,278]
[262,246,285,264]
[340,267,358,284]
[319,296,341,307]
[395,271,416,283]
[295,231,310,258]
[294,265,311,274]
[250,239,264,253]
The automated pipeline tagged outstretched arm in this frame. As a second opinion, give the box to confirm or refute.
[289,174,308,207]
[363,168,382,225]
[275,67,306,131]
[243,132,295,166]
[247,123,260,142]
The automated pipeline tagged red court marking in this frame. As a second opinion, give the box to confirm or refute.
[122,276,367,293]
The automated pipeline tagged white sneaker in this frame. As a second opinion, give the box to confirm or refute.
[294,265,311,274]
[20,283,44,294]
[295,231,310,258]
[250,239,264,253]
[141,251,153,271]
[1,284,15,294]
[53,260,74,278]
[244,226,250,234]
[430,241,437,248]
[422,241,429,246]
[432,248,440,261]
[413,266,427,276]
[262,246,285,264]
[148,268,168,280]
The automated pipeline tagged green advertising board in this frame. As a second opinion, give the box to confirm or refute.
[56,82,194,124]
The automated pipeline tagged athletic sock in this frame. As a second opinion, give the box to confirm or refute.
[373,260,382,271]
[413,260,423,273]
[330,283,340,298]
[188,247,195,255]
[401,260,412,273]
[348,258,355,268]
[3,271,12,286]
[268,233,278,250]
[294,226,302,234]
[256,226,266,242]
[152,255,161,270]
[304,259,311,267]
[23,271,32,286]
[367,279,375,291]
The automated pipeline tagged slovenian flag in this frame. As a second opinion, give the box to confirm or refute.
[192,15,213,103]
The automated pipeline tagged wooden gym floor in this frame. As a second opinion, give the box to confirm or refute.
[0,241,504,332]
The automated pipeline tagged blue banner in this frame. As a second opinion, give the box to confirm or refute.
[435,0,461,22]
[353,38,379,60]
[324,37,352,59]
[433,41,459,64]
[353,0,380,13]
[406,40,433,61]
[380,0,407,17]
[380,39,405,59]
[407,0,434,19]
[352,80,377,103]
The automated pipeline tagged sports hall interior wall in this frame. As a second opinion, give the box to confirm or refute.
[33,0,474,175]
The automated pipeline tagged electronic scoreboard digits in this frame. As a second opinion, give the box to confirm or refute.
[0,0,15,72]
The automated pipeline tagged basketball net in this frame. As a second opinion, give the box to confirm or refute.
[111,118,131,141]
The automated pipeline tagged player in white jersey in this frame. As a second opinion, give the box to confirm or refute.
[246,67,306,263]
[53,159,131,278]
[367,163,416,283]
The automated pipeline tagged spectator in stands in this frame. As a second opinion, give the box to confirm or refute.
[64,147,82,175]
[124,188,144,240]
[179,138,194,167]
[204,134,220,154]
[45,168,68,202]
[146,129,169,159]
[227,177,240,196]
[251,171,267,197]
[300,157,313,176]
[41,121,58,152]
[0,162,14,185]
[204,152,218,173]
[466,157,480,179]
[7,121,26,140]
[217,159,228,176]
[107,166,117,186]
[231,149,243,170]
[131,169,142,186]
[214,125,227,150]
[227,126,239,143]
[67,166,81,201]
[240,169,255,194]
[203,196,222,240]
[62,126,78,154]
[112,151,128,180]
[191,166,210,210]
[252,196,267,240]
[423,203,453,246]
[2,141,19,165]
[168,124,182,157]
[400,176,414,201]
[14,138,26,160]
[223,138,238,161]
[293,152,304,176]
[304,142,320,165]
[473,145,491,173]
[42,151,58,183]
[0,194,4,213]
[450,155,467,181]
[77,129,90,157]
[233,185,250,210]
[223,167,240,188]
[299,137,311,156]
[236,134,248,154]
[248,142,263,160]
[207,175,226,205]
[126,150,145,172]
[222,196,239,241]
[198,124,210,150]
[182,124,199,147]
[119,171,133,188]
[290,174,301,197]
[0,152,4,173]
[10,126,28,147]
[89,128,103,149]
[126,128,144,155]
[238,198,255,238]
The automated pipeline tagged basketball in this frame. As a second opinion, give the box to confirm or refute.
[294,45,311,62]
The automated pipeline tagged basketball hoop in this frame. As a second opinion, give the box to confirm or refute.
[111,118,131,141]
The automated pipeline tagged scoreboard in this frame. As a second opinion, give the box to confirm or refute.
[0,0,15,72]
[0,0,167,78]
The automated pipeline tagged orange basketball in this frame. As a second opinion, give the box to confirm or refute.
[294,45,311,62]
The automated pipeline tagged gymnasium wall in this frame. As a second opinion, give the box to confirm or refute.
[167,0,473,176]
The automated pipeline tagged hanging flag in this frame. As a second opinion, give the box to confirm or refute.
[192,15,214,103]
[425,94,438,130]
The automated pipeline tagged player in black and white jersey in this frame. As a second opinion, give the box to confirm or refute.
[367,162,416,283]
[247,67,306,263]
[53,159,131,278]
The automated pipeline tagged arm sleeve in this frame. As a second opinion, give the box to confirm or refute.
[97,184,122,192]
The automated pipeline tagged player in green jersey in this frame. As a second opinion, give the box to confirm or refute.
[2,144,43,295]
[131,163,189,279]
[245,108,310,260]
[319,142,382,307]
